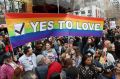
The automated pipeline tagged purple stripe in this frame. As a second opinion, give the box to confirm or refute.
[10,29,103,48]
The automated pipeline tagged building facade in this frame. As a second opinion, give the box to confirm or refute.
[72,0,105,18]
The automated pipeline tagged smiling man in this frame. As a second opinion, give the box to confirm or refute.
[19,46,37,71]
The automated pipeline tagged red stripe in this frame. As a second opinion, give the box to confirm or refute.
[5,13,67,18]
[5,13,104,21]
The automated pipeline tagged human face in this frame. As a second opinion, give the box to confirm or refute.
[28,48,33,56]
[58,40,61,45]
[88,38,92,43]
[69,38,74,44]
[69,43,73,48]
[6,56,13,63]
[104,40,111,48]
[115,63,120,74]
[71,49,75,55]
[44,57,51,64]
[46,43,51,50]
[36,44,42,50]
[112,44,115,52]
[85,57,92,65]
[31,74,38,79]
[64,43,68,48]
[49,37,53,42]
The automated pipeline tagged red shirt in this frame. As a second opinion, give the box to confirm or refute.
[47,62,62,79]
[5,45,12,53]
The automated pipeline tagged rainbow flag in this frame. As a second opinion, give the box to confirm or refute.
[5,13,104,48]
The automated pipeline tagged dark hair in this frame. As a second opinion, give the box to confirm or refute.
[64,58,73,68]
[23,46,31,54]
[81,54,92,66]
[88,37,93,42]
[65,67,79,79]
[88,42,95,47]
[3,52,12,59]
[45,41,53,47]
[57,39,64,46]
[35,41,43,45]
[50,72,61,79]
[63,37,68,44]
[21,70,37,79]
[73,46,82,57]
[65,47,81,56]
[94,50,102,60]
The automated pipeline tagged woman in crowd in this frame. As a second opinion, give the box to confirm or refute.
[114,60,120,79]
[61,40,69,54]
[78,54,98,79]
[93,49,103,68]
[42,41,58,61]
[0,53,23,79]
[57,39,64,55]
[83,37,96,54]
[61,46,82,67]
[63,58,79,79]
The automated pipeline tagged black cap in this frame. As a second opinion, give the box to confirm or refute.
[3,53,12,59]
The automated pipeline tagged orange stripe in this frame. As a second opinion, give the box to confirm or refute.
[5,13,104,21]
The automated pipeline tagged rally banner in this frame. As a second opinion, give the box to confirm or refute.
[5,13,104,48]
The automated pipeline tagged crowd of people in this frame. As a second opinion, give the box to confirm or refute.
[0,26,120,79]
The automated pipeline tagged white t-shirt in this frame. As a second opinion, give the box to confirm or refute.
[106,53,115,63]
[19,54,37,71]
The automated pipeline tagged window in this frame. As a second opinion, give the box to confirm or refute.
[75,11,79,15]
[88,10,92,16]
[88,10,92,13]
[81,11,85,14]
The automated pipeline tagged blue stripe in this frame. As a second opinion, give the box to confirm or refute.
[10,29,103,48]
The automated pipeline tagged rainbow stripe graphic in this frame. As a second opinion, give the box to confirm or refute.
[5,13,104,48]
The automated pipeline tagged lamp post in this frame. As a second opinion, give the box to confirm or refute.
[4,0,7,12]
[57,0,59,13]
